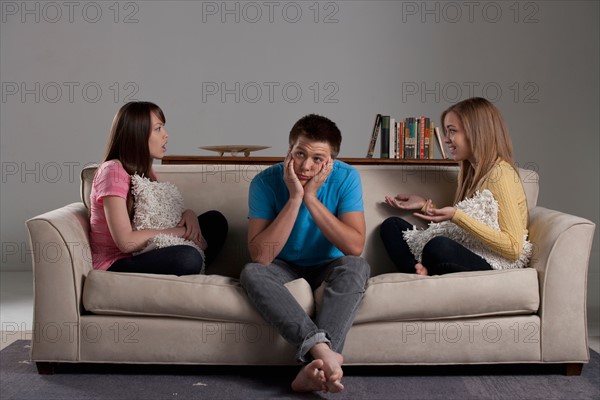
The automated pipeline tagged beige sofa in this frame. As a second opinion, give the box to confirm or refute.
[26,163,595,374]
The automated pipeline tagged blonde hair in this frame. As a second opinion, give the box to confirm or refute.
[441,97,518,203]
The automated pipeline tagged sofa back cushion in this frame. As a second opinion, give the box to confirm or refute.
[359,166,539,274]
[79,164,539,277]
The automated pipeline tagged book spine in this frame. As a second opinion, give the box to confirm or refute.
[412,118,418,159]
[380,115,390,158]
[403,122,406,159]
[392,120,397,159]
[389,118,395,159]
[398,121,404,159]
[415,118,420,159]
[406,117,414,159]
[434,126,447,159]
[428,119,434,159]
[366,114,382,158]
[403,118,409,159]
[419,115,426,159]
[424,117,430,159]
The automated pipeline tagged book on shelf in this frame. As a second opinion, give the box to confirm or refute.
[366,113,449,160]
[428,119,435,159]
[389,117,396,159]
[419,116,426,159]
[434,126,448,159]
[395,120,404,159]
[406,117,417,159]
[366,114,382,158]
[380,115,390,158]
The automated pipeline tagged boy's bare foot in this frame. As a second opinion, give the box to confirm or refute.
[291,359,327,392]
[309,343,345,393]
[415,263,429,276]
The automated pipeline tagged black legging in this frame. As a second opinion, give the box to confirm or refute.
[379,216,492,276]
[108,210,228,276]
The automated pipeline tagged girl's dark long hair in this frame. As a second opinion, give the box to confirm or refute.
[103,101,165,179]
[102,101,165,218]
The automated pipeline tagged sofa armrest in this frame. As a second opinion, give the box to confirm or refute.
[528,206,595,362]
[25,202,92,361]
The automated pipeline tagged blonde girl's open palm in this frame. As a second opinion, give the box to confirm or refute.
[384,194,427,211]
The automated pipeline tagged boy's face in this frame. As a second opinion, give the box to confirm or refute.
[289,136,332,186]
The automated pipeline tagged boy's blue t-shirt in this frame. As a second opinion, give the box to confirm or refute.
[248,160,364,266]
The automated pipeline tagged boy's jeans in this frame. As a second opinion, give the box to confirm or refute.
[240,256,370,362]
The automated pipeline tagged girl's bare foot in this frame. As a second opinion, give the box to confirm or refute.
[415,263,429,276]
[291,359,327,392]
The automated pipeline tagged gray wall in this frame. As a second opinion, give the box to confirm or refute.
[1,1,598,334]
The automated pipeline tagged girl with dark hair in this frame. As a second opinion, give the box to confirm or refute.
[89,101,227,275]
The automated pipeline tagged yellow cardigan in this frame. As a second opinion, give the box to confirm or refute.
[451,160,528,261]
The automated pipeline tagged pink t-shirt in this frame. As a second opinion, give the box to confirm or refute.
[89,161,131,270]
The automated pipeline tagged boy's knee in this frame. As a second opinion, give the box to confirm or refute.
[338,256,371,281]
[356,258,371,281]
[239,263,263,287]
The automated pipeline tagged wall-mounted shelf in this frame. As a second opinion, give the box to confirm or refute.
[161,155,458,166]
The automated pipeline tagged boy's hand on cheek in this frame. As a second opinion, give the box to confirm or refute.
[284,152,304,200]
[319,158,333,181]
[304,159,332,198]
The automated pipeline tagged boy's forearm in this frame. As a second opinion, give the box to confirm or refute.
[303,195,365,256]
[248,198,302,265]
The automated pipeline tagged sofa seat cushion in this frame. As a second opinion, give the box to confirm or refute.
[82,270,314,324]
[352,268,539,324]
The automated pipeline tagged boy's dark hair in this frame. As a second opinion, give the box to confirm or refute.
[289,114,342,158]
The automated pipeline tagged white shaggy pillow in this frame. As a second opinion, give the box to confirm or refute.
[403,189,532,270]
[130,174,204,269]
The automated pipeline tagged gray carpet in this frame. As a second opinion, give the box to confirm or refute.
[1,341,598,400]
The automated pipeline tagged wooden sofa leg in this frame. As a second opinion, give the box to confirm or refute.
[565,363,583,376]
[36,362,57,375]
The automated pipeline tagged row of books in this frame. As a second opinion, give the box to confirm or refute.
[366,114,449,159]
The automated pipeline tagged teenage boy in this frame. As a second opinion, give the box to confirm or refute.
[240,114,370,393]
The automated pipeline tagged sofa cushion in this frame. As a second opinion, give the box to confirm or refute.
[350,268,539,324]
[82,270,314,324]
